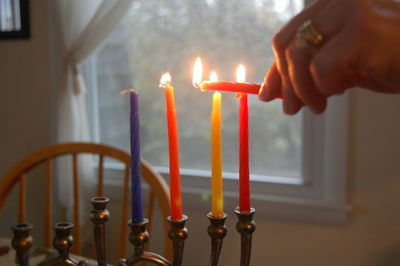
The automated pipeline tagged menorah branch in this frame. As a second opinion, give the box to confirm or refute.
[207,213,227,266]
[235,208,256,266]
[90,197,110,266]
[11,223,33,266]
[167,215,188,266]
[38,222,88,266]
[119,218,171,266]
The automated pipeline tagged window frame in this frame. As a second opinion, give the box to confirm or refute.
[84,0,351,225]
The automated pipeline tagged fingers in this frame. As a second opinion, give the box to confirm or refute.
[272,0,327,54]
[309,29,355,96]
[312,0,358,37]
[281,79,304,114]
[286,41,327,114]
[268,0,327,115]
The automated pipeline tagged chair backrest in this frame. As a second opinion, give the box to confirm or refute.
[0,142,172,260]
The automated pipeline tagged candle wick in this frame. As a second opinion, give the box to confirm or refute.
[120,89,137,96]
[159,82,171,89]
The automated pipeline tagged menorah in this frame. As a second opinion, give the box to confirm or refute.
[10,197,256,266]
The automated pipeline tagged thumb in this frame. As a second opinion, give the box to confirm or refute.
[259,61,282,101]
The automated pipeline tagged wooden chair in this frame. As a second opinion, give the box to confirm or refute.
[0,142,172,261]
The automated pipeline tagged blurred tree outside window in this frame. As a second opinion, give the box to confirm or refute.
[88,0,304,181]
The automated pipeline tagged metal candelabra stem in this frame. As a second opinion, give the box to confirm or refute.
[167,215,188,266]
[11,223,33,266]
[90,197,110,266]
[207,213,227,266]
[38,222,88,266]
[118,218,171,266]
[235,208,256,266]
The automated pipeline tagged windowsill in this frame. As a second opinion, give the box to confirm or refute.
[154,166,303,185]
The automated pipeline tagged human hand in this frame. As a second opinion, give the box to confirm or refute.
[259,0,400,114]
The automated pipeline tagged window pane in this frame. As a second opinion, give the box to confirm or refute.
[94,0,303,179]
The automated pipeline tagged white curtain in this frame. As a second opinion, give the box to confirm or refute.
[53,0,133,215]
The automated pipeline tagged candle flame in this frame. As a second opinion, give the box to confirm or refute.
[209,71,218,82]
[236,64,246,83]
[192,57,203,88]
[159,72,171,88]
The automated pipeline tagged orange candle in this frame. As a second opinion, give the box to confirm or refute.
[160,73,183,221]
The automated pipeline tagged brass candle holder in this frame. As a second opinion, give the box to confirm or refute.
[207,212,228,266]
[11,198,255,266]
[38,222,88,266]
[11,223,33,266]
[90,197,110,266]
[235,208,256,266]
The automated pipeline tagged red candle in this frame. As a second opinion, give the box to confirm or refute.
[192,57,282,99]
[237,65,251,213]
[239,93,250,212]
[200,81,260,94]
[160,73,183,221]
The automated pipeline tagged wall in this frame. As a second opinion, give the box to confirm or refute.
[0,0,54,241]
[1,1,400,265]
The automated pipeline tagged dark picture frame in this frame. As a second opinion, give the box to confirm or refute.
[0,0,30,40]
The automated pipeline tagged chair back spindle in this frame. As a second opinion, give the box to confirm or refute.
[119,164,130,259]
[18,174,26,223]
[44,159,53,248]
[72,153,81,254]
[144,191,155,251]
[97,154,104,197]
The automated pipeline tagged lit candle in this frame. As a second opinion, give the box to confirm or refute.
[159,73,183,221]
[126,89,144,223]
[237,65,251,213]
[201,81,260,94]
[210,71,224,218]
[192,57,281,99]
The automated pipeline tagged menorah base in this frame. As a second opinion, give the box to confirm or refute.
[10,198,255,266]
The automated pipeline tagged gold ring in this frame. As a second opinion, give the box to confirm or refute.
[296,20,325,52]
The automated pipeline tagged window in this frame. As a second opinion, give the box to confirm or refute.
[85,0,350,225]
[0,0,29,39]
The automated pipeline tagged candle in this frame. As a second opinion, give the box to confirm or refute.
[200,81,261,95]
[237,65,251,213]
[129,90,144,223]
[159,73,183,221]
[192,57,281,98]
[210,71,223,218]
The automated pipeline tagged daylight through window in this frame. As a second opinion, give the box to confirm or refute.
[89,0,304,181]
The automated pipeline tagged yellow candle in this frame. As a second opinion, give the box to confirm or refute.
[211,87,223,218]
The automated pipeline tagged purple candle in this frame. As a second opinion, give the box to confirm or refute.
[130,90,143,223]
